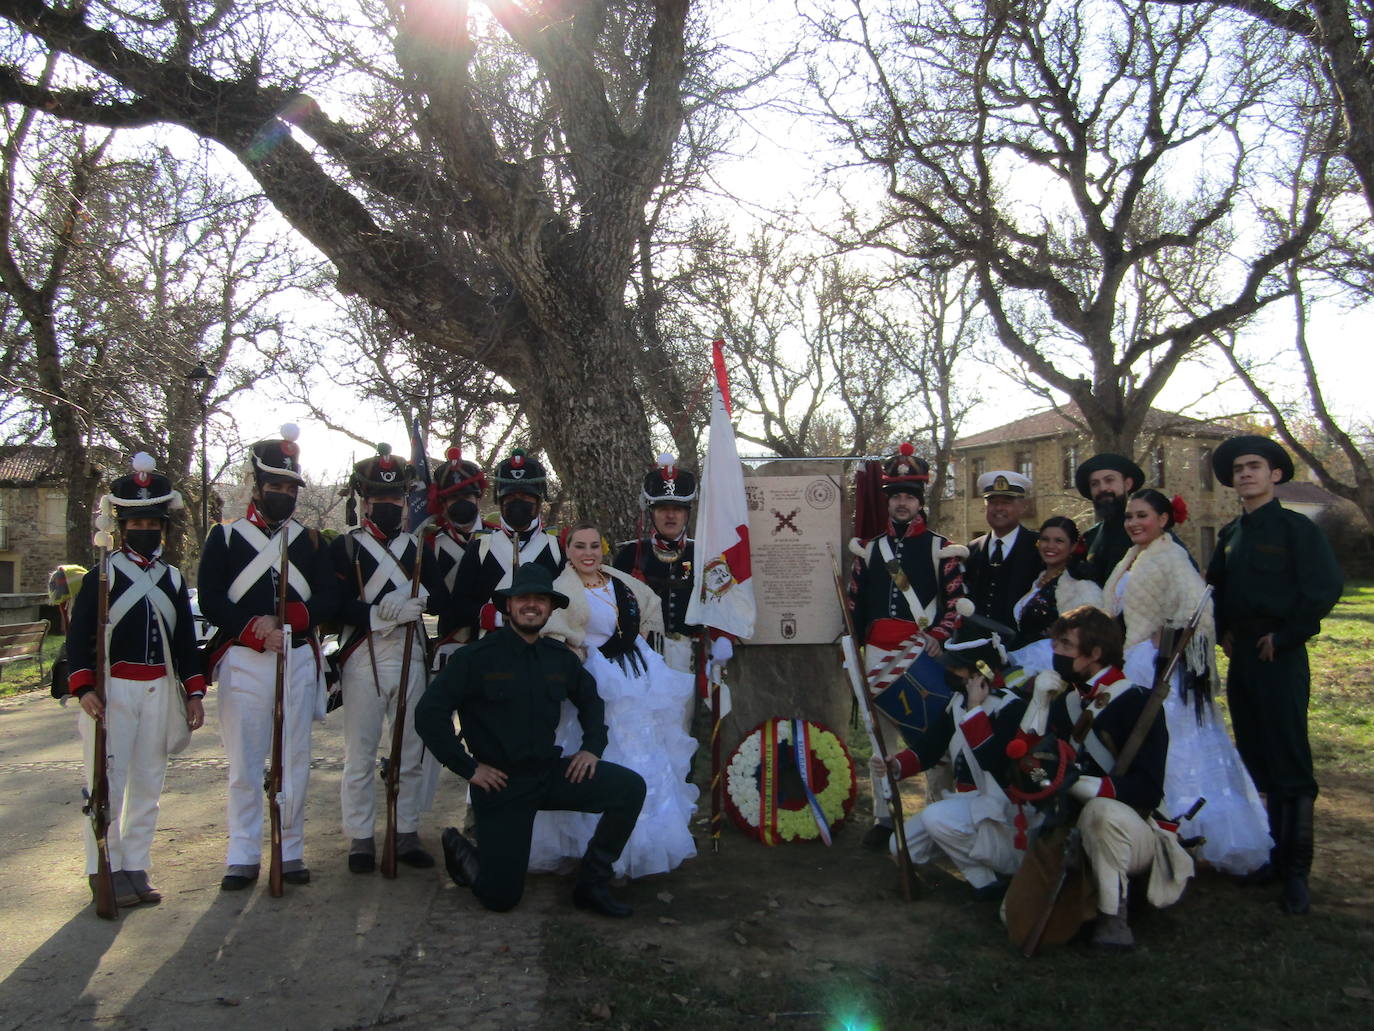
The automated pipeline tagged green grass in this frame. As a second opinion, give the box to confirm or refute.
[1307,580,1374,777]
[0,633,62,698]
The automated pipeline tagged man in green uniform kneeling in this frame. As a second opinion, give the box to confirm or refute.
[1207,436,1343,915]
[414,565,646,917]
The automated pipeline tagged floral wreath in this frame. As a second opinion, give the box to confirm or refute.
[725,718,857,845]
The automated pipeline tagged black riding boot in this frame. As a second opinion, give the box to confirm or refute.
[1243,794,1285,885]
[573,841,633,918]
[1281,796,1314,915]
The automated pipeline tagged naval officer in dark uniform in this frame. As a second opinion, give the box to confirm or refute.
[415,565,646,917]
[1207,435,1343,915]
[964,470,1042,629]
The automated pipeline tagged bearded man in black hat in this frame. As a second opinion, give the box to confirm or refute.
[67,454,206,908]
[415,564,647,917]
[424,447,495,667]
[1206,435,1342,915]
[198,423,340,891]
[331,444,439,874]
[964,470,1043,629]
[848,442,969,850]
[1071,453,1146,586]
[613,454,702,673]
[451,448,566,635]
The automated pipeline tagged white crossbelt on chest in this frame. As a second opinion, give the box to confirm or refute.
[432,532,465,593]
[477,530,561,589]
[349,530,414,600]
[106,552,181,633]
[875,535,942,628]
[1064,680,1133,774]
[224,521,313,603]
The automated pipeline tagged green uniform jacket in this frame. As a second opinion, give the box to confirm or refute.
[1207,498,1342,650]
[414,627,608,781]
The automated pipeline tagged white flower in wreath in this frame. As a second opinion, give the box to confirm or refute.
[725,720,856,843]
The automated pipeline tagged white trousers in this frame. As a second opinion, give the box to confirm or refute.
[80,676,175,874]
[864,642,952,822]
[339,630,433,839]
[217,644,319,866]
[897,792,1025,889]
[1080,797,1156,915]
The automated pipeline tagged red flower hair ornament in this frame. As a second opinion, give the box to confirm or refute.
[1170,494,1188,526]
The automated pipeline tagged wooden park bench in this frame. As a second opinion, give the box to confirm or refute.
[0,620,49,683]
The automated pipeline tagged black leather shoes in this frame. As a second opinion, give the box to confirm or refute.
[349,852,376,874]
[399,847,436,869]
[441,827,480,887]
[220,873,257,892]
[573,880,633,918]
[283,867,311,885]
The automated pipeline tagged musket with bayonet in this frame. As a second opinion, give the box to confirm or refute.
[84,538,118,920]
[829,544,920,901]
[266,525,290,897]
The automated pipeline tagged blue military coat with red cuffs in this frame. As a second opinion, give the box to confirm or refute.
[849,517,966,645]
[67,548,206,697]
[450,523,566,633]
[428,519,499,641]
[330,521,446,662]
[1044,667,1168,813]
[196,506,340,676]
[892,690,1028,789]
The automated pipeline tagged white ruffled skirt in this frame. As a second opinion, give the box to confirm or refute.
[1124,640,1272,875]
[527,639,699,878]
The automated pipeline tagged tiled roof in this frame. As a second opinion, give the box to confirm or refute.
[953,404,1237,450]
[0,445,66,485]
[1275,480,1342,506]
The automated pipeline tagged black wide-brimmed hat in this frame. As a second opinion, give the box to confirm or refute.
[641,453,698,507]
[1074,453,1145,500]
[249,423,306,486]
[938,611,1015,681]
[882,442,930,496]
[350,443,414,498]
[493,564,569,609]
[493,448,548,499]
[1212,435,1294,487]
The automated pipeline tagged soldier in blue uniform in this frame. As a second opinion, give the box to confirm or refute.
[848,443,968,849]
[423,447,495,667]
[68,454,205,907]
[198,424,340,891]
[332,445,438,874]
[449,449,565,635]
[1207,436,1343,914]
[416,565,646,917]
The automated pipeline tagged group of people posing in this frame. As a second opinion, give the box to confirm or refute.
[64,424,1344,945]
[849,439,1343,948]
[67,429,714,919]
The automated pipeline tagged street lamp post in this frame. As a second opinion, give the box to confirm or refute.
[185,361,214,539]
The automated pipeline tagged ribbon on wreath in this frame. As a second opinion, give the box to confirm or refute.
[793,718,834,846]
[760,719,780,846]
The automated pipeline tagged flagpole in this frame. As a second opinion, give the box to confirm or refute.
[702,633,722,853]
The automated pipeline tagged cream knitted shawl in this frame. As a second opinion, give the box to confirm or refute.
[542,564,665,648]
[1102,535,1215,653]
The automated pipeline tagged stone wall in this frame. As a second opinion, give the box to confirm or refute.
[0,486,73,595]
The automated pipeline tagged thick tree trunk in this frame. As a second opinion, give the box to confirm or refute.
[527,319,653,542]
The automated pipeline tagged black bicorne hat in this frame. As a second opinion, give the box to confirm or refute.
[882,442,930,496]
[1211,435,1294,487]
[493,448,548,499]
[350,443,414,498]
[642,453,697,507]
[249,423,306,486]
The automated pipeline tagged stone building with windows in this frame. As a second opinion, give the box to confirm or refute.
[945,406,1239,566]
[0,446,86,595]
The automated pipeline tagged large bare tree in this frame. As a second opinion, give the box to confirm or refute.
[803,0,1329,455]
[0,0,710,535]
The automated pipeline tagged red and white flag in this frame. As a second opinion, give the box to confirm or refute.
[686,340,755,640]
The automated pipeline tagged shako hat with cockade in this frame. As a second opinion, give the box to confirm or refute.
[493,448,548,499]
[881,442,930,496]
[249,423,306,486]
[349,443,414,498]
[641,453,697,508]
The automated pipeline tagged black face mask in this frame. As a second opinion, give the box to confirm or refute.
[447,499,479,526]
[125,529,162,558]
[1052,652,1085,684]
[258,491,297,523]
[370,502,404,535]
[503,499,536,530]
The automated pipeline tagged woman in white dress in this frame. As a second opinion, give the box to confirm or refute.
[1103,489,1271,875]
[1007,516,1104,674]
[527,523,698,879]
